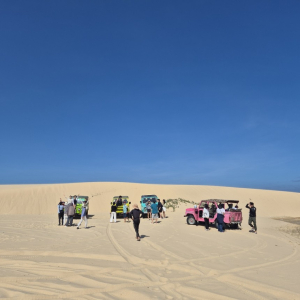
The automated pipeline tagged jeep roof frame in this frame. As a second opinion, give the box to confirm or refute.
[200,199,239,204]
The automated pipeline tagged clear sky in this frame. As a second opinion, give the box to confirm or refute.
[1,0,299,192]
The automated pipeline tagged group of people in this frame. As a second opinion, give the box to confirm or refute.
[110,198,168,241]
[202,202,257,234]
[146,199,167,223]
[57,195,88,229]
[58,195,258,239]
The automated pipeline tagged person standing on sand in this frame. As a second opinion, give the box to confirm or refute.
[77,201,88,229]
[151,200,159,224]
[66,202,75,226]
[58,199,64,226]
[146,201,151,220]
[162,199,167,218]
[129,204,143,241]
[203,203,210,231]
[216,203,225,232]
[246,202,257,234]
[123,201,129,223]
[157,199,163,219]
[110,202,117,223]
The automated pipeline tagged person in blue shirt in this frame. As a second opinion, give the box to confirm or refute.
[123,202,129,223]
[151,200,158,224]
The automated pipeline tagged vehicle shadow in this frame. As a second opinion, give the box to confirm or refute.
[196,221,241,230]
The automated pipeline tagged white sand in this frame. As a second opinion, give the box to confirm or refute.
[0,182,299,299]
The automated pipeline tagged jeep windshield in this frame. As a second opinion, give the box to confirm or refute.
[76,196,88,204]
[142,196,157,203]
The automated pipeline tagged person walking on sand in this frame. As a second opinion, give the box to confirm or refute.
[77,201,88,229]
[129,204,143,241]
[58,199,64,226]
[151,199,159,224]
[216,203,225,232]
[123,201,129,223]
[246,202,257,234]
[146,201,151,220]
[110,202,117,223]
[66,201,75,226]
[203,203,210,231]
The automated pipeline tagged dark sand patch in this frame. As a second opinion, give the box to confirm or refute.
[274,217,300,239]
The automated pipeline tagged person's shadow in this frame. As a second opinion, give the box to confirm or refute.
[85,226,96,229]
[140,235,150,239]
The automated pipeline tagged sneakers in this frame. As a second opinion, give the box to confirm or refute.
[249,229,255,232]
[77,226,79,229]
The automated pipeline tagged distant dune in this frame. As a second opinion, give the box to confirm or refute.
[0,182,299,217]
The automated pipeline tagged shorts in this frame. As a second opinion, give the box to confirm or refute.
[123,213,127,218]
[147,209,151,213]
[163,207,166,212]
[152,213,158,219]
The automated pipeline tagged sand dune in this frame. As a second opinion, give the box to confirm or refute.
[0,182,299,299]
[0,182,299,217]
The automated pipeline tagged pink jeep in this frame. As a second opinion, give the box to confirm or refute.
[184,199,242,229]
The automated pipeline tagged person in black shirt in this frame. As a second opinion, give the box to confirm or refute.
[117,196,122,207]
[157,199,163,219]
[129,204,143,241]
[246,202,257,234]
[110,202,117,223]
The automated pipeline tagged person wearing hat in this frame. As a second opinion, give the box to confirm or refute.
[246,202,257,234]
[77,201,88,229]
[129,204,143,241]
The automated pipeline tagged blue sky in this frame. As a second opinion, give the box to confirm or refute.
[1,0,299,192]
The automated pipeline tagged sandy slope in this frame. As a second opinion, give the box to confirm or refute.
[0,182,299,217]
[0,182,299,299]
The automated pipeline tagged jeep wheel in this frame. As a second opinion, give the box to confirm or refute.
[187,215,196,225]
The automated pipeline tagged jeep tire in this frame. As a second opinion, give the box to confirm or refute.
[187,215,196,225]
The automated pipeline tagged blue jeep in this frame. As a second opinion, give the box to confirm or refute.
[140,195,158,216]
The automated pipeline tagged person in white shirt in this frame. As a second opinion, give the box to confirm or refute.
[216,203,225,232]
[203,204,210,231]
